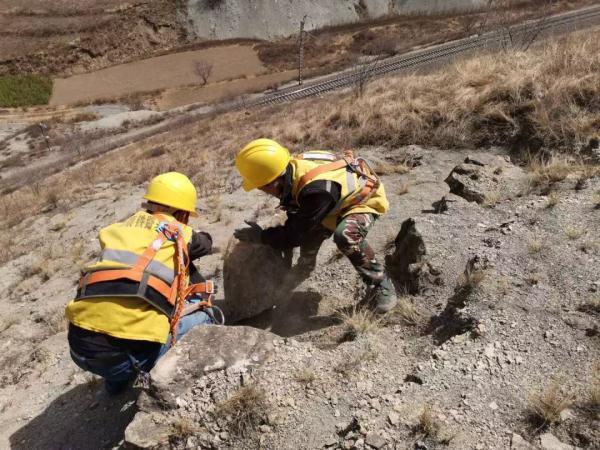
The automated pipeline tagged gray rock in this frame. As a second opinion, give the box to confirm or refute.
[124,326,275,448]
[388,411,400,426]
[510,433,535,450]
[444,156,525,204]
[123,411,172,449]
[385,218,442,294]
[220,238,291,323]
[539,433,575,450]
[365,432,386,449]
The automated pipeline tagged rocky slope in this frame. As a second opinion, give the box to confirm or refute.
[2,144,597,449]
[120,148,599,450]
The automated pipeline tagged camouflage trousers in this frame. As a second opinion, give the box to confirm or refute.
[299,213,387,287]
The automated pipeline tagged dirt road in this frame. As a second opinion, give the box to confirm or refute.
[49,45,266,106]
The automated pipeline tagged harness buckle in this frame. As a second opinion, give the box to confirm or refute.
[204,280,215,294]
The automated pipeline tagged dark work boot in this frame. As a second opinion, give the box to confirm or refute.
[365,277,397,314]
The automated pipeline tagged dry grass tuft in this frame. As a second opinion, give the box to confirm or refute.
[294,368,316,385]
[334,339,379,378]
[563,225,584,240]
[417,404,441,437]
[338,307,382,340]
[482,191,501,208]
[528,157,573,186]
[41,308,68,336]
[582,295,600,315]
[398,181,410,196]
[526,272,542,286]
[593,191,600,210]
[527,238,545,255]
[391,296,422,325]
[21,258,52,282]
[527,382,573,426]
[171,418,200,438]
[545,191,559,208]
[0,316,20,334]
[457,269,486,291]
[213,385,269,437]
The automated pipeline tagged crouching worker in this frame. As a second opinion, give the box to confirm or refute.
[234,139,397,314]
[65,172,221,395]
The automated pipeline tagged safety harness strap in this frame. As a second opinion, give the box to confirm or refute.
[75,216,215,346]
[79,268,173,300]
[296,153,380,210]
[296,158,349,194]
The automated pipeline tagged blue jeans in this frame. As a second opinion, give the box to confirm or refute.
[70,311,213,394]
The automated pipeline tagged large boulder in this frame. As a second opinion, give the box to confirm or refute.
[124,325,275,448]
[444,154,525,204]
[219,238,291,323]
[385,218,441,294]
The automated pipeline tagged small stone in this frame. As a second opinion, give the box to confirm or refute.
[489,401,499,410]
[369,398,381,411]
[559,408,575,421]
[388,411,400,426]
[175,397,188,408]
[432,349,448,360]
[322,436,338,447]
[259,425,272,433]
[415,440,428,450]
[539,432,574,450]
[511,433,535,450]
[484,344,495,359]
[365,432,386,449]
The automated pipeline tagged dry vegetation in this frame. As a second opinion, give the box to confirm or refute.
[0,31,598,255]
[338,307,382,341]
[293,368,316,385]
[389,296,422,325]
[213,385,269,437]
[527,381,574,426]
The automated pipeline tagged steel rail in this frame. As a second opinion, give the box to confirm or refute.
[241,5,600,109]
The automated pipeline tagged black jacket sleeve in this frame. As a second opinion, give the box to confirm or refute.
[260,180,340,249]
[189,262,205,283]
[188,230,212,261]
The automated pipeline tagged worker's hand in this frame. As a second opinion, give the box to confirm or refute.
[234,220,263,243]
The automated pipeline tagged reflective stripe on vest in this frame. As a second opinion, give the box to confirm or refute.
[289,154,389,229]
[302,151,336,161]
[100,249,175,283]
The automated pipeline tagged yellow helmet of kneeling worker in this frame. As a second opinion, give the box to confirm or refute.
[144,172,199,217]
[236,138,291,191]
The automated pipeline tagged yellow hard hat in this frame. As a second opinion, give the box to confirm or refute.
[143,172,199,217]
[235,138,291,191]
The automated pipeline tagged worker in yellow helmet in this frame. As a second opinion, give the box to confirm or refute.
[65,172,219,395]
[234,138,397,314]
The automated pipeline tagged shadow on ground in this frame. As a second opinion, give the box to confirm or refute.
[10,380,138,450]
[237,290,339,337]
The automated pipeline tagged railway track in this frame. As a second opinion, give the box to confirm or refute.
[243,4,600,108]
[2,4,599,195]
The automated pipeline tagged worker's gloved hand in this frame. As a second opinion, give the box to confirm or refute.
[233,220,263,243]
